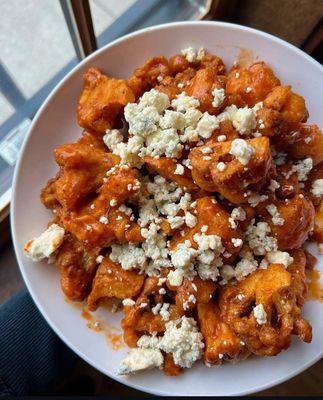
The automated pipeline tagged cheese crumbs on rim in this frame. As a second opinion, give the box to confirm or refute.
[25,46,322,376]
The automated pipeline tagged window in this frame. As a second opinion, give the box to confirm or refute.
[91,0,211,48]
[0,0,78,213]
[90,0,137,37]
[0,0,212,217]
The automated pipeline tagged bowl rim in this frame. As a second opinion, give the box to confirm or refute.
[10,20,323,396]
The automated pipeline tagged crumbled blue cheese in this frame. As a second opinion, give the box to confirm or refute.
[231,238,243,247]
[235,259,257,281]
[185,212,197,228]
[212,88,225,108]
[159,303,170,321]
[127,105,160,136]
[118,348,163,375]
[110,244,147,270]
[137,333,160,349]
[196,113,219,139]
[229,207,246,229]
[145,127,183,158]
[266,204,285,226]
[195,233,224,281]
[170,232,224,281]
[216,162,226,171]
[246,221,278,256]
[167,269,184,286]
[174,163,184,175]
[122,298,136,306]
[141,223,170,271]
[124,315,204,372]
[219,105,257,135]
[253,102,263,112]
[219,264,236,285]
[247,193,268,207]
[167,215,185,229]
[96,255,104,264]
[106,88,226,164]
[274,151,287,166]
[268,179,280,192]
[293,158,313,181]
[103,129,123,152]
[171,92,200,112]
[181,46,197,62]
[159,316,204,368]
[159,110,186,130]
[202,147,212,154]
[234,246,258,281]
[181,47,205,62]
[138,89,170,113]
[171,243,197,273]
[25,224,65,262]
[99,216,109,224]
[229,138,254,165]
[152,303,162,315]
[312,179,323,197]
[183,108,203,127]
[253,304,267,325]
[262,250,293,268]
[200,225,208,233]
[183,294,196,310]
[217,134,227,142]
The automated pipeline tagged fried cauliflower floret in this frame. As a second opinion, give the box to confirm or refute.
[219,264,312,356]
[144,156,198,192]
[198,301,249,364]
[53,142,119,210]
[154,76,180,100]
[87,257,145,311]
[276,162,300,200]
[255,107,281,137]
[226,61,280,107]
[288,249,307,307]
[275,122,323,166]
[169,197,243,257]
[173,276,217,311]
[133,56,170,88]
[264,85,308,123]
[77,68,136,133]
[168,54,190,75]
[56,233,98,301]
[199,54,226,75]
[189,137,273,203]
[56,166,142,249]
[205,119,239,144]
[121,276,184,347]
[185,68,227,114]
[262,195,315,250]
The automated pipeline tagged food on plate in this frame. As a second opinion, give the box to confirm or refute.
[25,46,323,375]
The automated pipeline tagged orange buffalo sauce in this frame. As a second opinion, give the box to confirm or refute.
[82,308,124,350]
[307,269,323,302]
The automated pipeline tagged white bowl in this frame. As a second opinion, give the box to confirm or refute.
[11,21,323,396]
